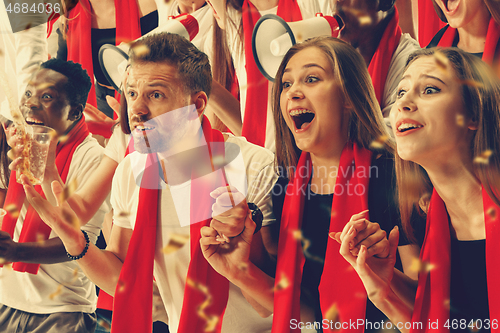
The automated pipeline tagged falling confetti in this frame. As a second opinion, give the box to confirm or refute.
[357,15,372,26]
[324,303,341,331]
[59,178,78,203]
[369,135,389,150]
[434,50,449,73]
[487,207,497,220]
[4,204,19,219]
[457,79,483,88]
[186,278,220,332]
[97,318,111,330]
[473,150,493,165]
[117,280,126,293]
[71,267,79,282]
[36,232,45,243]
[49,284,63,300]
[118,211,131,218]
[456,114,465,127]
[61,209,80,230]
[162,233,190,254]
[274,273,291,291]
[237,262,248,272]
[130,42,150,58]
[409,258,435,274]
[291,230,324,264]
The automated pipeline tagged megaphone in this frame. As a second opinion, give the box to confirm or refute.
[252,13,342,82]
[99,13,199,93]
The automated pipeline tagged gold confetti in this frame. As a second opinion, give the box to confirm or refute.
[49,130,59,141]
[162,233,190,254]
[49,284,63,300]
[369,135,389,150]
[58,134,69,144]
[409,258,435,273]
[291,230,324,263]
[275,274,291,291]
[324,303,341,330]
[25,23,32,30]
[118,211,130,217]
[97,318,111,330]
[130,42,150,58]
[4,204,19,219]
[71,267,79,282]
[0,258,9,265]
[211,155,224,168]
[59,178,78,203]
[35,82,53,91]
[358,15,372,26]
[456,114,465,127]
[487,207,497,220]
[434,50,450,73]
[36,232,45,243]
[117,280,126,293]
[237,262,248,272]
[186,278,220,332]
[473,149,493,165]
[61,209,80,229]
[458,79,483,88]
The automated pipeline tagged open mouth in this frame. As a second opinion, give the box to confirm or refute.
[290,109,315,130]
[134,123,155,133]
[25,117,44,126]
[397,122,423,133]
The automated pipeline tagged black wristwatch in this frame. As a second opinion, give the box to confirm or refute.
[248,203,263,234]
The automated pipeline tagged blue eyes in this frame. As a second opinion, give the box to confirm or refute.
[282,76,320,89]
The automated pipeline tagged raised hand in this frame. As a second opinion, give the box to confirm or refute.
[210,186,248,239]
[200,210,256,280]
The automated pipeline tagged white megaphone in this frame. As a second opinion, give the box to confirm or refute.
[99,13,199,93]
[252,13,342,81]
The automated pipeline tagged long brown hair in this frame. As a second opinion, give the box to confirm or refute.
[396,48,500,242]
[272,36,393,178]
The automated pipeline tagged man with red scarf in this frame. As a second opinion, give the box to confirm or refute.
[324,0,420,117]
[25,33,277,333]
[0,59,107,332]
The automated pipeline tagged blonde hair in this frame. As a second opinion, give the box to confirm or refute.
[396,48,500,242]
[272,36,393,177]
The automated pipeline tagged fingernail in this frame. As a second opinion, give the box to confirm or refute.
[329,232,336,240]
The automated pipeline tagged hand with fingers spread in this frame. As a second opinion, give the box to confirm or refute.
[84,96,120,123]
[21,174,87,257]
[200,210,256,280]
[331,210,391,259]
[210,186,249,240]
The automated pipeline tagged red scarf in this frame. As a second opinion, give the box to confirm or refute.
[111,117,230,333]
[417,0,446,48]
[66,0,140,109]
[367,7,402,106]
[241,0,302,147]
[273,142,372,333]
[411,188,500,333]
[1,119,90,274]
[437,16,500,65]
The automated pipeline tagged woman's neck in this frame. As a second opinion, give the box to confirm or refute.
[251,0,279,11]
[309,142,346,195]
[456,8,491,53]
[90,0,116,29]
[425,161,485,240]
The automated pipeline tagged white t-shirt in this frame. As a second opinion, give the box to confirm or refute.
[0,135,108,314]
[104,124,130,164]
[111,134,277,333]
[225,0,322,152]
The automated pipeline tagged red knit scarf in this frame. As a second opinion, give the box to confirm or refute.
[367,7,402,106]
[66,0,141,107]
[273,142,372,333]
[111,116,230,333]
[437,16,500,65]
[1,119,90,274]
[411,188,500,333]
[241,0,302,147]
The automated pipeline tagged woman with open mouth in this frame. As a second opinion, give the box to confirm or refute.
[340,48,500,332]
[201,36,421,333]
[427,0,500,65]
